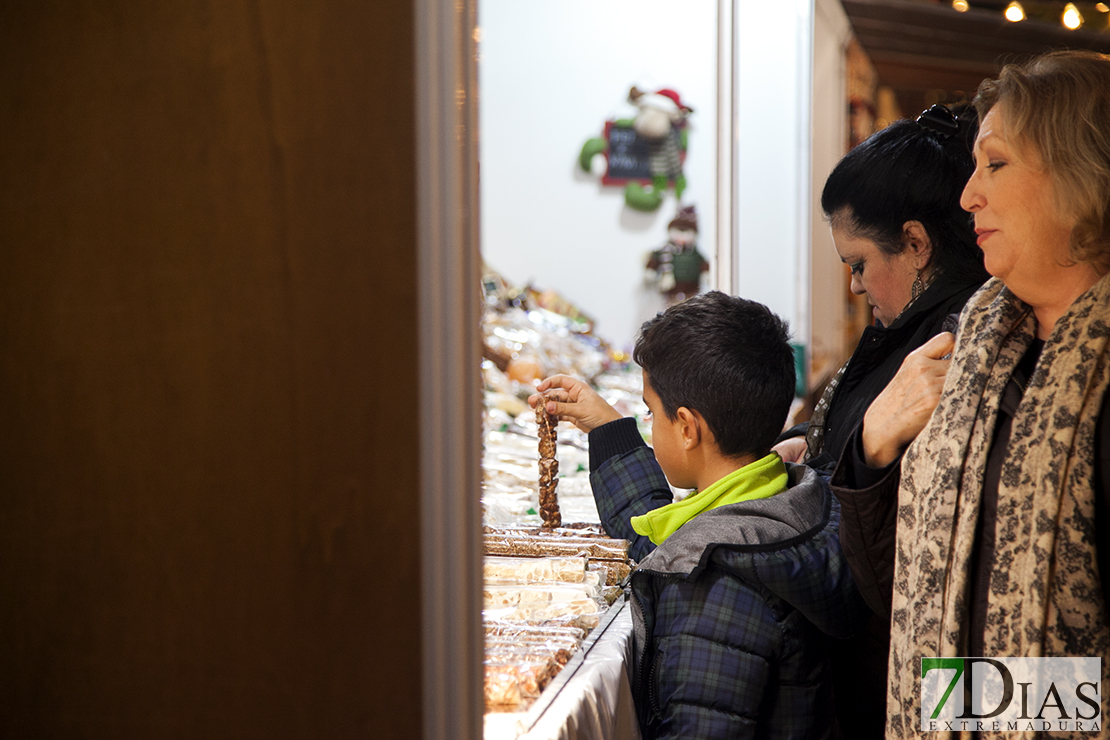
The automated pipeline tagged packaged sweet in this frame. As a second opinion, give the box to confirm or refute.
[588,559,632,586]
[483,601,604,629]
[601,585,624,605]
[485,635,581,667]
[483,533,630,560]
[535,400,562,529]
[483,555,587,584]
[485,633,582,652]
[484,654,560,711]
[483,620,588,642]
[484,523,614,540]
[483,583,602,610]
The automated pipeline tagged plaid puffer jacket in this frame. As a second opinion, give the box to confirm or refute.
[589,426,865,740]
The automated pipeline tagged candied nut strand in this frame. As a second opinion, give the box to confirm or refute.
[535,401,562,528]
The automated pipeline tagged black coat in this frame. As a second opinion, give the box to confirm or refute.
[806,273,985,473]
[814,273,984,740]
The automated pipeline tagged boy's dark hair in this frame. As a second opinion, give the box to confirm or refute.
[821,107,988,283]
[633,291,794,459]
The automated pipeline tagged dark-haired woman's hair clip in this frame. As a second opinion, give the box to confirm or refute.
[916,104,959,138]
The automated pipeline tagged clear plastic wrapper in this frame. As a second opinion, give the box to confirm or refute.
[482,304,606,389]
[484,654,561,711]
[588,559,632,586]
[483,583,602,610]
[484,523,611,540]
[485,635,582,667]
[485,390,530,419]
[485,633,582,652]
[484,429,546,456]
[483,620,588,642]
[481,423,595,529]
[482,459,537,489]
[484,555,587,584]
[601,585,624,606]
[482,491,536,524]
[484,604,605,631]
[482,360,520,399]
[483,533,630,560]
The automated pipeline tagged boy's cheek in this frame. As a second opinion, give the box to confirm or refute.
[651,453,672,483]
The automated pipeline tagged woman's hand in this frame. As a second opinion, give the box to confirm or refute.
[861,332,955,468]
[528,375,623,434]
[772,436,808,464]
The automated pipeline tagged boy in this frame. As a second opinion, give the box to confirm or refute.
[531,291,862,739]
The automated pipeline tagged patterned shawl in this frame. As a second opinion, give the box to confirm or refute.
[888,274,1110,739]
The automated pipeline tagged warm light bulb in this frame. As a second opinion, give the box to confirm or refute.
[952,0,970,11]
[1004,1,1025,21]
[1063,2,1083,28]
[1098,2,1109,12]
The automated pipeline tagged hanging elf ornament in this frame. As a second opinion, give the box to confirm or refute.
[645,205,708,303]
[579,87,692,212]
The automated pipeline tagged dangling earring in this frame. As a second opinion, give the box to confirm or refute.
[911,270,924,300]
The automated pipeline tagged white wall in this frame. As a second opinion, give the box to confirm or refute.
[731,0,813,354]
[730,0,852,390]
[479,0,854,378]
[478,1,719,352]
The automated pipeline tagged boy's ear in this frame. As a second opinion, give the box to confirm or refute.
[675,407,702,451]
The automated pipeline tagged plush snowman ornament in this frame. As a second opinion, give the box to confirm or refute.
[645,205,708,303]
[624,87,692,211]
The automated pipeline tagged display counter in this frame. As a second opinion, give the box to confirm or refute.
[485,600,640,740]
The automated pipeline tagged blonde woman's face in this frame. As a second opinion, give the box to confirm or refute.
[960,105,1074,302]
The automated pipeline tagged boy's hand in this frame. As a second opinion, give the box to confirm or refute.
[528,375,623,434]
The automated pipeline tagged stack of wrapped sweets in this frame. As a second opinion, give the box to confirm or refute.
[482,535,633,712]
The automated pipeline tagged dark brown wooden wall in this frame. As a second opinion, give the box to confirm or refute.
[0,2,421,737]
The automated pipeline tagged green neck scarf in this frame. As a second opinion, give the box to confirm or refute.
[631,452,787,546]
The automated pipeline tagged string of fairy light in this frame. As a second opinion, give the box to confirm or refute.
[950,1,1110,29]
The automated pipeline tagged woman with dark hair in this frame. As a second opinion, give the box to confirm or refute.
[776,105,989,473]
[835,50,1110,738]
[773,106,990,739]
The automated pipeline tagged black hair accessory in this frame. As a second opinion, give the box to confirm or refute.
[915,104,960,139]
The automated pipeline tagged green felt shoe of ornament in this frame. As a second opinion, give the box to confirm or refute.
[578,137,607,172]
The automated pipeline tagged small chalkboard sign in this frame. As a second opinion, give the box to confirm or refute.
[604,123,652,181]
[600,120,686,186]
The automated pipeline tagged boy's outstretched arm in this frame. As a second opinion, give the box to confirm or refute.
[527,375,622,433]
[589,441,672,561]
[529,375,670,560]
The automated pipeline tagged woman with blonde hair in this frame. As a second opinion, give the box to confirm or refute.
[832,49,1110,737]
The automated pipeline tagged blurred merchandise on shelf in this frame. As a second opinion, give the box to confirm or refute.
[481,264,648,531]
